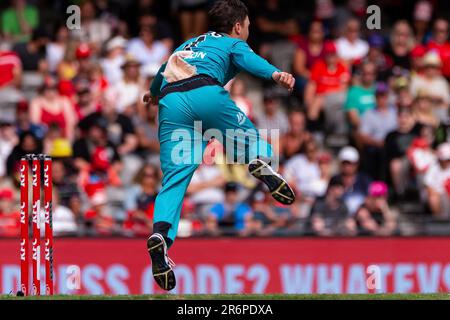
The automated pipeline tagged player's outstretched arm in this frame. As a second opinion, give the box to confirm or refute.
[272,71,295,92]
[231,41,295,93]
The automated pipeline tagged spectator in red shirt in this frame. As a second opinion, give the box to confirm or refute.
[30,76,77,141]
[304,41,350,137]
[0,188,20,237]
[427,18,450,79]
[0,50,23,121]
[0,50,22,88]
[292,20,325,95]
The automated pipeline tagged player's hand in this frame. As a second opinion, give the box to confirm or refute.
[143,91,158,105]
[272,71,295,93]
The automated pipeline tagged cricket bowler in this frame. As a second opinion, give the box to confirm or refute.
[143,0,296,291]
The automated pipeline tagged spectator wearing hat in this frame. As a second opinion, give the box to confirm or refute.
[355,181,397,236]
[206,182,255,236]
[412,89,440,129]
[345,62,378,140]
[100,36,127,86]
[127,26,169,71]
[304,40,350,138]
[110,54,146,116]
[410,51,450,124]
[393,76,414,109]
[73,43,93,83]
[335,18,369,64]
[330,146,372,215]
[29,75,76,141]
[383,107,422,196]
[427,18,450,79]
[410,45,427,73]
[359,82,398,179]
[310,177,356,236]
[1,0,39,43]
[424,143,450,217]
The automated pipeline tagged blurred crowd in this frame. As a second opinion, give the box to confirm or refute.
[0,0,449,238]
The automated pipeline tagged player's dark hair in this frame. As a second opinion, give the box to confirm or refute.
[208,0,248,34]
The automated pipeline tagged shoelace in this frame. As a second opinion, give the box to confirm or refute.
[166,256,176,268]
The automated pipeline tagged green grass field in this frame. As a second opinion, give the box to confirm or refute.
[1,293,450,300]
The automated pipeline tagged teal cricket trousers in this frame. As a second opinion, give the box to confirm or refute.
[153,81,273,244]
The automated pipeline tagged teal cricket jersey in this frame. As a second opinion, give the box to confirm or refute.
[150,31,279,96]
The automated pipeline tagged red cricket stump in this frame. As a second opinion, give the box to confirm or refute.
[43,156,54,295]
[31,157,41,295]
[19,158,29,296]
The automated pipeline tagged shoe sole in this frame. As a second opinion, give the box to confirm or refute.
[249,159,295,205]
[147,234,176,291]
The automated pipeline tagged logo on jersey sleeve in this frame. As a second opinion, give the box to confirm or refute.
[236,112,246,125]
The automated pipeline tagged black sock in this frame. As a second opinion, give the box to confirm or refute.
[153,221,173,248]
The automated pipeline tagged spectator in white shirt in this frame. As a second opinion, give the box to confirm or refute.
[424,143,450,218]
[109,55,146,115]
[255,90,289,138]
[127,26,169,71]
[40,190,78,236]
[46,25,69,73]
[410,51,450,124]
[284,139,323,217]
[72,1,112,54]
[100,36,127,86]
[187,161,226,216]
[336,18,369,64]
